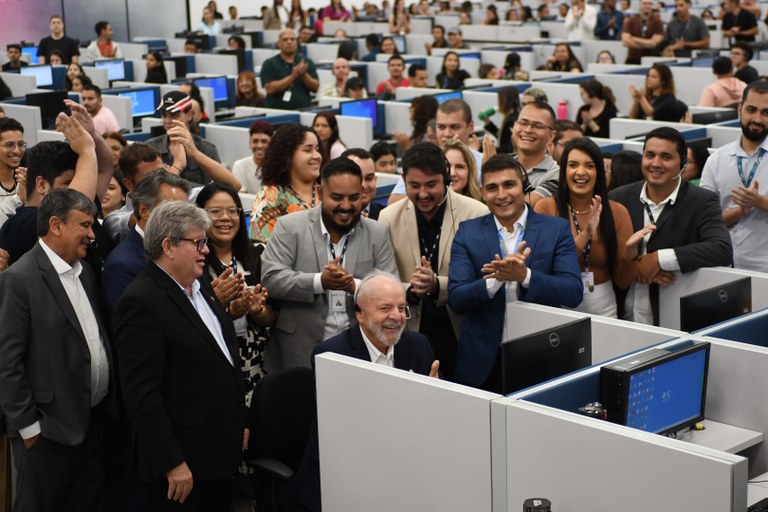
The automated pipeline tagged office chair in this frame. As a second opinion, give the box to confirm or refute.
[245,367,316,512]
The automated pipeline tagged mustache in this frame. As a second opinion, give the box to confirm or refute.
[334,208,356,215]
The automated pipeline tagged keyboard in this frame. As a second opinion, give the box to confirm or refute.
[749,498,768,511]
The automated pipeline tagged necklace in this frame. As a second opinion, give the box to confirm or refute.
[568,204,590,215]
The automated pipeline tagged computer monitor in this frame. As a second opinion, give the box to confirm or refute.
[21,46,39,65]
[340,98,378,129]
[218,48,246,72]
[390,35,406,54]
[500,318,592,394]
[25,91,70,129]
[94,59,126,81]
[433,91,462,104]
[193,76,228,102]
[691,110,738,125]
[164,56,192,79]
[600,341,710,435]
[117,88,159,118]
[692,56,715,68]
[680,277,752,332]
[20,64,53,87]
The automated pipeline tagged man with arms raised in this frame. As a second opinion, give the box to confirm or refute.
[380,142,487,380]
[261,28,319,110]
[261,157,397,370]
[610,127,732,325]
[701,81,768,272]
[448,154,582,392]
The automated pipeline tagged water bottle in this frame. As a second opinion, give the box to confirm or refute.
[478,107,496,121]
[557,100,568,120]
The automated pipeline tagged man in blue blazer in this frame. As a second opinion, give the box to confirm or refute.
[101,170,190,316]
[448,154,583,392]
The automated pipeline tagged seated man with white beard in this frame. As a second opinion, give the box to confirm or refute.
[312,270,439,376]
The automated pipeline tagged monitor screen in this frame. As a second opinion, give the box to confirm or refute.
[25,90,70,129]
[622,343,710,435]
[94,59,126,81]
[390,35,406,54]
[680,277,752,332]
[21,46,39,65]
[691,110,738,125]
[340,98,378,129]
[118,88,158,117]
[20,64,53,87]
[165,56,191,78]
[193,76,228,102]
[433,91,462,104]
[500,318,592,394]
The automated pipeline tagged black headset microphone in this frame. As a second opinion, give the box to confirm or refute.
[674,162,688,180]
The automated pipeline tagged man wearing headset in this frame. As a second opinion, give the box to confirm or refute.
[379,143,488,380]
[610,127,732,325]
[448,154,583,392]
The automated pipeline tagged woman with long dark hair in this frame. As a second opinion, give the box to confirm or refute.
[577,79,618,138]
[545,43,583,72]
[436,51,470,90]
[629,63,682,122]
[534,137,651,316]
[145,51,168,84]
[483,86,520,153]
[393,94,438,151]
[196,183,276,405]
[250,123,324,242]
[312,111,346,159]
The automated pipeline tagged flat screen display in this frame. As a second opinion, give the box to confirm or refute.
[21,47,39,65]
[20,65,53,87]
[194,76,228,102]
[118,88,158,117]
[340,98,378,129]
[95,59,126,81]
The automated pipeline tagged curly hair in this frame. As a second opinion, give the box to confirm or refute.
[259,123,322,187]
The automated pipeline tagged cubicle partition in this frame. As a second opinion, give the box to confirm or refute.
[0,103,43,146]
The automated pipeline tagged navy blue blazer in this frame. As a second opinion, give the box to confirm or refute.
[102,228,147,317]
[448,209,583,387]
[312,324,435,375]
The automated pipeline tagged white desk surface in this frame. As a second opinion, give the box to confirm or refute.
[679,420,763,455]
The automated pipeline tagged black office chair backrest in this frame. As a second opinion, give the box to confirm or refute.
[247,367,316,472]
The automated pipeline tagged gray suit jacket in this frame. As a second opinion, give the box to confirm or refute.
[0,242,112,445]
[261,206,397,370]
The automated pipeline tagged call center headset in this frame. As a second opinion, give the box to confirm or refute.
[512,158,534,194]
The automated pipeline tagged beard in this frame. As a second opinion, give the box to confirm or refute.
[321,206,360,237]
[364,316,405,349]
[741,120,768,142]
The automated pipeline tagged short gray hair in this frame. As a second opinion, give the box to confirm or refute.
[143,200,210,260]
[132,170,192,220]
[355,270,403,307]
[37,188,97,236]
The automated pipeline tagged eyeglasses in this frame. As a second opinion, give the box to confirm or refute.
[0,141,28,150]
[515,119,553,131]
[176,236,209,251]
[206,207,242,220]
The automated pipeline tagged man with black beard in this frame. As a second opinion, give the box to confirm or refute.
[261,157,398,370]
[701,80,768,272]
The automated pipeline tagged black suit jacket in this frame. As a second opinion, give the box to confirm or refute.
[367,202,384,221]
[609,179,733,324]
[113,262,246,482]
[312,325,435,374]
[0,243,114,444]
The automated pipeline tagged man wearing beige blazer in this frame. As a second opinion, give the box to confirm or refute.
[379,142,488,380]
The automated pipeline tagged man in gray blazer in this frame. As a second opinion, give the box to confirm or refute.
[0,189,113,511]
[261,157,397,370]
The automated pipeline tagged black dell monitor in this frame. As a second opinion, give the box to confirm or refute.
[600,341,710,435]
[25,90,70,129]
[500,317,592,394]
[165,55,191,79]
[680,277,752,332]
[691,110,738,125]
[20,64,53,88]
[340,97,378,129]
[94,59,126,81]
[218,48,246,72]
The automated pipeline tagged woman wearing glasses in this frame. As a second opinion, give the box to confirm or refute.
[534,137,652,317]
[196,183,275,405]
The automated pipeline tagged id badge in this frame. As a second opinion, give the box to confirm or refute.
[233,316,248,338]
[581,271,595,293]
[329,290,346,312]
[282,90,292,102]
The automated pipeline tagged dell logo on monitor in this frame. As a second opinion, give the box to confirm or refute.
[549,333,560,348]
[719,289,728,303]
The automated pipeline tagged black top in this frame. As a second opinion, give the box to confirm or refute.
[435,69,470,90]
[37,36,80,64]
[1,61,28,72]
[546,58,583,73]
[485,111,518,154]
[145,67,167,84]
[577,103,618,139]
[722,9,758,42]
[735,65,760,85]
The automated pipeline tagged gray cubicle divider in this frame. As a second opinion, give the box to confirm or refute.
[531,82,587,120]
[382,100,413,136]
[539,20,569,39]
[193,54,238,76]
[581,39,628,66]
[252,48,279,67]
[405,34,433,56]
[140,116,163,132]
[0,103,43,146]
[669,66,714,106]
[315,353,499,512]
[35,130,65,142]
[707,125,742,148]
[85,67,110,89]
[0,72,37,97]
[199,124,250,169]
[394,86,452,101]
[593,72,646,117]
[306,43,342,64]
[119,42,150,61]
[504,301,682,365]
[127,59,148,83]
[658,266,768,331]
[463,90,503,128]
[494,392,747,512]
[365,62,390,94]
[608,118,700,139]
[100,95,133,132]
[298,111,374,153]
